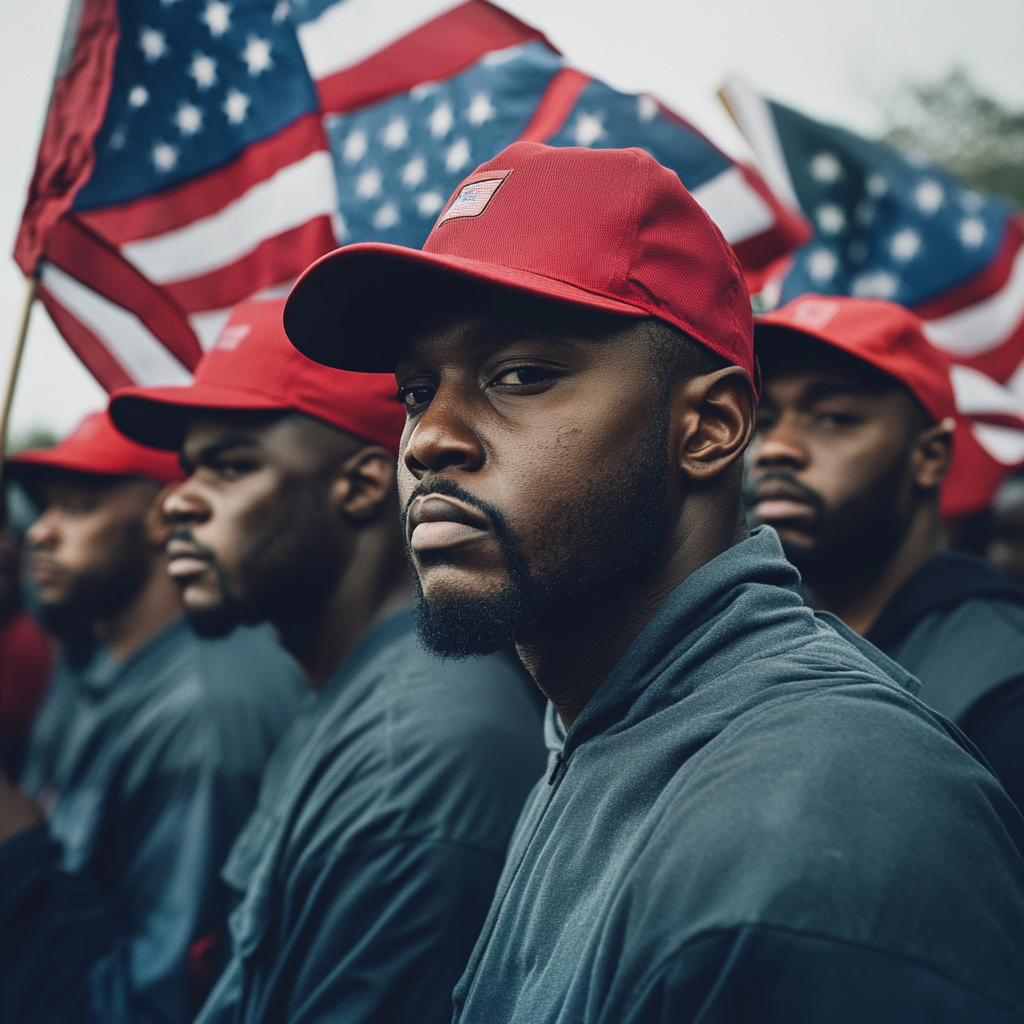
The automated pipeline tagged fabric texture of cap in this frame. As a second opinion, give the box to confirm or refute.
[109,298,405,455]
[7,411,184,484]
[283,141,755,380]
[754,294,956,424]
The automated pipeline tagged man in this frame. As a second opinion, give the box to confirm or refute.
[0,411,306,1024]
[989,472,1024,582]
[750,294,1024,812]
[108,297,546,1024]
[283,142,1024,1023]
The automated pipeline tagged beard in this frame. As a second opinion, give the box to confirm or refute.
[752,458,914,592]
[180,481,342,647]
[38,520,150,666]
[407,405,673,659]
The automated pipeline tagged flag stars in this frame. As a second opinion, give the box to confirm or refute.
[445,138,471,173]
[467,92,496,126]
[223,88,250,124]
[914,179,944,214]
[865,173,888,198]
[381,117,409,149]
[959,218,987,248]
[572,112,605,147]
[202,1,232,38]
[189,53,217,90]
[242,36,273,75]
[890,227,921,262]
[272,0,290,23]
[428,102,454,139]
[356,168,383,199]
[809,152,842,183]
[152,142,179,172]
[417,191,445,217]
[343,129,368,164]
[128,85,149,108]
[401,155,427,188]
[960,191,985,214]
[852,270,899,299]
[637,95,658,122]
[139,27,169,62]
[806,248,838,283]
[815,204,846,235]
[373,203,400,229]
[175,101,204,136]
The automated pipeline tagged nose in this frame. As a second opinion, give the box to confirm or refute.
[26,508,59,551]
[162,478,211,525]
[402,385,485,480]
[751,410,809,473]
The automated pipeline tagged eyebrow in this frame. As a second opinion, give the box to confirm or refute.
[189,436,262,465]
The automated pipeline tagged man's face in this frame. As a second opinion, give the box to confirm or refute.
[749,365,923,584]
[26,476,158,625]
[164,414,343,636]
[396,313,675,657]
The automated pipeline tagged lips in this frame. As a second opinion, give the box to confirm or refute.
[751,480,818,523]
[166,539,213,580]
[407,494,491,553]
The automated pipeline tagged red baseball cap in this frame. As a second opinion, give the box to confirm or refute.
[109,298,405,455]
[754,294,956,424]
[283,141,754,380]
[7,410,184,484]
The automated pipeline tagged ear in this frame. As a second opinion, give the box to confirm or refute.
[911,416,955,490]
[144,482,179,548]
[326,446,397,525]
[673,367,756,484]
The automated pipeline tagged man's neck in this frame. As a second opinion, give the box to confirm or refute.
[806,504,943,636]
[520,500,747,733]
[285,530,413,691]
[95,558,183,664]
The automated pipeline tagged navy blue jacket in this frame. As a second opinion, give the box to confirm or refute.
[453,528,1024,1024]
[0,619,307,1024]
[195,609,546,1024]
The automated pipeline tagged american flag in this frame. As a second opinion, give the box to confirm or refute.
[722,77,1024,517]
[15,0,807,393]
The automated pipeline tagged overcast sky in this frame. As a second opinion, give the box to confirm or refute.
[2,0,1022,441]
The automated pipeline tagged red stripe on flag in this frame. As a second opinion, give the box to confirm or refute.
[941,422,1014,520]
[160,216,337,313]
[47,216,203,370]
[315,0,555,115]
[518,68,592,142]
[951,317,1024,385]
[914,216,1024,320]
[37,284,135,393]
[76,113,330,245]
[729,163,812,273]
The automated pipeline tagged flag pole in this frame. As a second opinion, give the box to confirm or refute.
[0,275,39,471]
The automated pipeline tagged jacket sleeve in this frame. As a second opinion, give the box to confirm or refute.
[206,838,505,1024]
[626,924,1023,1024]
[0,732,260,1024]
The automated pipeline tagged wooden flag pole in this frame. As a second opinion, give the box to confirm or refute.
[0,275,39,473]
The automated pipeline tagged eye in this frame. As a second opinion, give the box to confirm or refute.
[817,410,860,427]
[397,385,435,411]
[491,366,558,388]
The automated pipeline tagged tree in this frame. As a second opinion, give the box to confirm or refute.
[883,69,1024,208]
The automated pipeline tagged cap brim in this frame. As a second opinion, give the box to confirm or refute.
[284,243,647,372]
[110,383,294,451]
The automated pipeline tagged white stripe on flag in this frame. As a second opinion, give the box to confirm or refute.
[188,283,298,352]
[41,264,193,386]
[923,243,1024,356]
[719,77,801,213]
[690,166,774,244]
[950,364,1024,419]
[971,423,1024,465]
[297,0,458,82]
[122,152,337,284]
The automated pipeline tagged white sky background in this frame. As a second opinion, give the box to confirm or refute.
[1,0,1022,442]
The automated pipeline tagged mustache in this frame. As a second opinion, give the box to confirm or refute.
[166,528,218,562]
[746,471,826,517]
[402,476,500,535]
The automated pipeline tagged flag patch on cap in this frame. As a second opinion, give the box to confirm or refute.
[789,298,842,331]
[437,172,511,226]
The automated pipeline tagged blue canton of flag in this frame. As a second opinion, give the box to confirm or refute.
[324,42,560,248]
[76,0,318,210]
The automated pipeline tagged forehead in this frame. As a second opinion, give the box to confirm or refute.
[181,409,290,450]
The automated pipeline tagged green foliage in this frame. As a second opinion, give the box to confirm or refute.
[882,68,1024,208]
